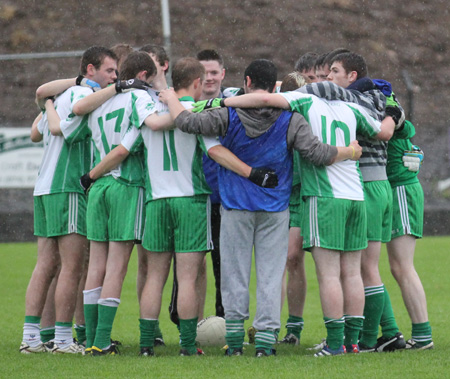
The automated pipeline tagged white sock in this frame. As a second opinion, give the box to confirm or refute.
[54,325,73,348]
[83,286,102,305]
[23,323,42,347]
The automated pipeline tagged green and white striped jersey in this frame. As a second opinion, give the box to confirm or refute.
[281,91,381,200]
[86,89,155,187]
[139,96,220,201]
[34,86,92,196]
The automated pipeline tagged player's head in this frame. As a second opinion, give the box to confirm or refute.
[140,44,170,76]
[172,57,205,100]
[314,48,351,83]
[323,48,350,69]
[280,71,308,92]
[328,52,367,88]
[196,49,225,99]
[314,53,329,82]
[119,51,157,83]
[294,52,318,83]
[110,43,135,71]
[244,59,277,93]
[80,46,118,89]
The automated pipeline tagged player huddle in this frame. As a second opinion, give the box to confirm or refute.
[20,44,432,358]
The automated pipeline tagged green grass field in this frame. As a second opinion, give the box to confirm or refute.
[1,237,448,378]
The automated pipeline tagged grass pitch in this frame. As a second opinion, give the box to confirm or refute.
[1,237,448,378]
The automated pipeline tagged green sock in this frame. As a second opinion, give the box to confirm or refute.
[379,286,399,338]
[344,315,364,347]
[360,285,385,347]
[93,302,119,350]
[286,315,304,340]
[24,315,41,324]
[225,319,245,350]
[255,330,277,352]
[412,322,432,346]
[324,317,345,351]
[179,317,198,354]
[84,304,98,349]
[140,319,157,348]
[40,327,55,343]
[154,320,163,340]
[74,324,86,345]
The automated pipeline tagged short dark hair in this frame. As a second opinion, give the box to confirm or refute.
[196,49,224,66]
[294,52,318,73]
[80,46,118,75]
[244,59,277,92]
[110,43,135,71]
[171,57,205,91]
[314,53,328,71]
[323,48,350,68]
[330,52,368,79]
[118,51,157,81]
[139,44,170,74]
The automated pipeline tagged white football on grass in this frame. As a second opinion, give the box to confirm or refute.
[196,316,226,347]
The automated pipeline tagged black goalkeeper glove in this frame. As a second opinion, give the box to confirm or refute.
[385,106,405,130]
[80,173,95,194]
[76,75,101,92]
[115,79,150,93]
[248,167,278,188]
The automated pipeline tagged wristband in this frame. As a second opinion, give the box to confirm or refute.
[350,145,355,159]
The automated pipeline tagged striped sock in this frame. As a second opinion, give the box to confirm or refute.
[344,315,364,347]
[255,330,277,352]
[324,317,345,351]
[412,321,432,346]
[286,315,304,340]
[225,319,245,350]
[360,285,385,347]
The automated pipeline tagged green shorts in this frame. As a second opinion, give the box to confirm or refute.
[86,176,145,242]
[289,184,301,228]
[302,196,367,252]
[142,195,212,253]
[364,180,393,243]
[34,192,87,237]
[391,182,423,239]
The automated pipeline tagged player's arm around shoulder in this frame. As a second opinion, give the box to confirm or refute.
[72,85,116,116]
[44,98,62,136]
[144,112,174,131]
[175,107,229,137]
[31,113,43,142]
[224,92,290,109]
[35,78,78,109]
[288,112,338,166]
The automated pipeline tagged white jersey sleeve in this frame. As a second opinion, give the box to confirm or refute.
[60,86,95,143]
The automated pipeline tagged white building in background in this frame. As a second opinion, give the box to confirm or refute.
[0,128,43,188]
